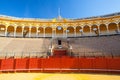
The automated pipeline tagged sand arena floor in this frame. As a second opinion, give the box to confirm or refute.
[0,73,120,80]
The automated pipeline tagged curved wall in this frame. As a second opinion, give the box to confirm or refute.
[0,14,120,37]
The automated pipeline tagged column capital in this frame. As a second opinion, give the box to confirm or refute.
[73,26,76,29]
[36,27,39,29]
[22,26,25,29]
[5,25,9,28]
[53,28,56,31]
[63,28,67,31]
[5,23,9,27]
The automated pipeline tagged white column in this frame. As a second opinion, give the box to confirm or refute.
[63,28,65,37]
[97,25,100,35]
[29,27,31,37]
[79,26,83,36]
[62,28,65,37]
[117,23,120,32]
[36,27,39,38]
[43,27,45,37]
[14,27,17,37]
[79,28,83,36]
[52,29,55,38]
[22,26,24,37]
[65,29,66,37]
[52,29,53,37]
[66,27,68,37]
[106,24,109,34]
[90,27,92,34]
[5,25,8,37]
[74,27,76,37]
[66,29,68,37]
[54,29,56,37]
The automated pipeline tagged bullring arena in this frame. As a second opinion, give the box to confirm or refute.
[0,12,120,80]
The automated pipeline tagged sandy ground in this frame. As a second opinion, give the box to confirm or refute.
[0,73,120,80]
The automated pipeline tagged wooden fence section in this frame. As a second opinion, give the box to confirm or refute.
[0,57,120,73]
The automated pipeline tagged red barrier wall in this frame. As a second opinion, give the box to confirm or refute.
[1,59,14,70]
[29,58,38,69]
[79,58,94,69]
[15,58,28,70]
[37,58,42,69]
[107,58,120,70]
[93,58,107,69]
[0,59,1,70]
[41,57,61,72]
[60,57,79,72]
[0,57,120,72]
[61,57,79,69]
[41,57,61,69]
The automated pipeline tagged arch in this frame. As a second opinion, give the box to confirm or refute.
[0,24,6,36]
[45,27,52,33]
[99,24,107,34]
[118,22,120,31]
[91,25,99,35]
[7,26,14,36]
[24,26,29,32]
[16,26,22,37]
[76,26,82,36]
[38,27,44,37]
[76,26,82,33]
[91,25,98,32]
[83,25,90,33]
[16,26,22,33]
[7,26,14,32]
[38,27,43,33]
[56,26,63,34]
[108,23,117,32]
[67,26,74,34]
[67,26,74,37]
[45,27,52,37]
[99,24,107,32]
[23,26,29,37]
[31,26,37,37]
[31,27,37,33]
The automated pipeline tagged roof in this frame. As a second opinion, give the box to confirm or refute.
[0,12,120,22]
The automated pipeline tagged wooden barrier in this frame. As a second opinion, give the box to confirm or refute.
[41,57,61,72]
[0,59,1,70]
[15,58,29,71]
[107,58,120,70]
[29,58,38,69]
[79,58,93,69]
[61,57,79,72]
[93,58,107,69]
[0,57,120,73]
[1,59,14,71]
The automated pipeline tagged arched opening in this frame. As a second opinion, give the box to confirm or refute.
[108,23,117,34]
[91,25,99,35]
[38,27,44,37]
[16,26,22,37]
[83,25,90,35]
[76,26,82,36]
[118,22,120,32]
[67,26,74,37]
[31,27,37,37]
[45,27,52,37]
[23,26,29,37]
[7,26,14,36]
[56,26,63,36]
[99,24,107,35]
[0,24,6,36]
